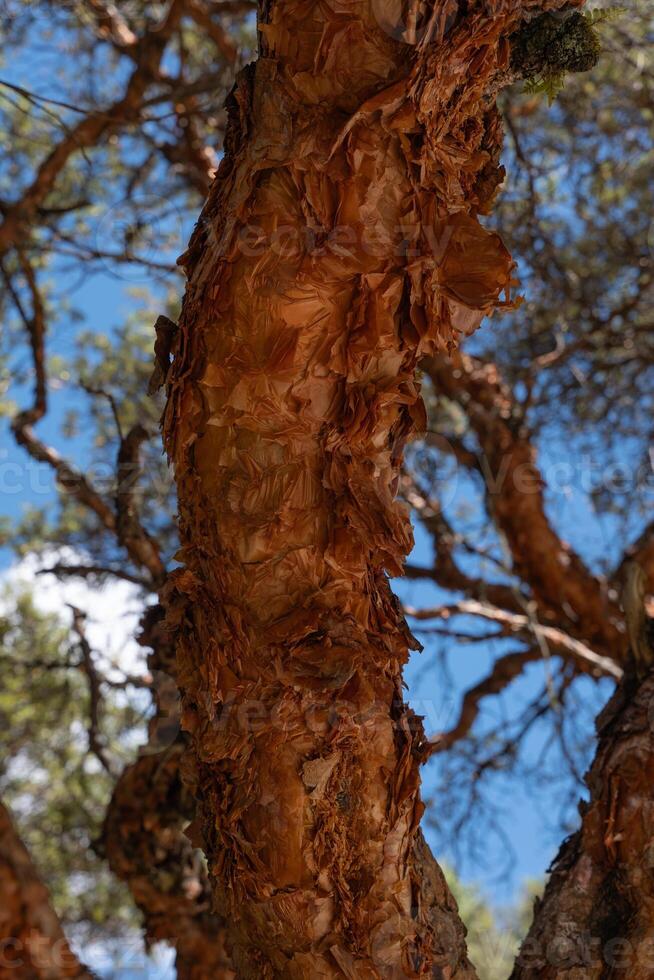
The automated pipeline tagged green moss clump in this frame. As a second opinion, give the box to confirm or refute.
[512,13,602,78]
[510,11,606,102]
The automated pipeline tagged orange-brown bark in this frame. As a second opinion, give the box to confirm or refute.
[512,667,654,978]
[103,606,234,980]
[104,744,234,980]
[162,2,578,975]
[0,801,91,980]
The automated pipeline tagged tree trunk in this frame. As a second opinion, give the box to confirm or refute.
[0,800,91,980]
[512,666,654,978]
[162,2,568,975]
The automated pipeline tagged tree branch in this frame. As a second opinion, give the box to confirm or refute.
[102,606,235,979]
[187,0,239,62]
[0,799,94,979]
[405,598,623,679]
[77,0,138,49]
[403,478,528,614]
[68,605,116,777]
[429,648,543,754]
[422,352,625,656]
[115,424,167,586]
[616,520,654,594]
[36,563,150,588]
[4,250,166,586]
[0,0,186,258]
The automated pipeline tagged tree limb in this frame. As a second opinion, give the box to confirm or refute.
[68,605,116,777]
[102,606,235,980]
[422,352,625,657]
[0,0,186,258]
[0,799,94,979]
[429,648,543,755]
[406,598,623,679]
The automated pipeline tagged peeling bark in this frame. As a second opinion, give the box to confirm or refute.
[103,606,234,979]
[512,668,654,979]
[0,801,91,980]
[104,744,234,980]
[162,2,578,975]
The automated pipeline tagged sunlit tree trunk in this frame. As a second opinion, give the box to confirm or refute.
[162,2,569,975]
[0,801,91,979]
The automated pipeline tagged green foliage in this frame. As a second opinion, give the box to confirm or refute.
[513,8,623,104]
[444,867,542,980]
[584,7,625,27]
[523,72,567,106]
[0,588,145,940]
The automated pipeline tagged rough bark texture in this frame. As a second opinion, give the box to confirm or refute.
[104,744,234,980]
[512,667,654,979]
[0,801,91,980]
[103,606,234,980]
[162,2,577,976]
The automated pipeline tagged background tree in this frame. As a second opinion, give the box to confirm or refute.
[0,590,141,941]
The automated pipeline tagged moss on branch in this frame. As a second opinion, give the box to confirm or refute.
[510,10,608,102]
